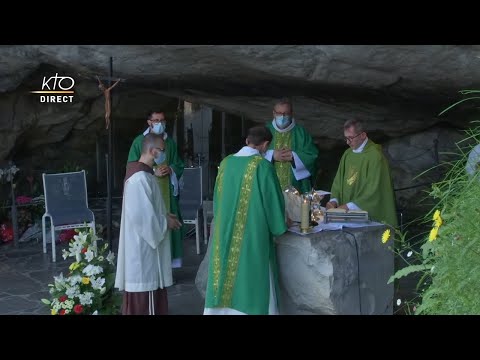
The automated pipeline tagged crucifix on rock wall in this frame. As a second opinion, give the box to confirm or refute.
[96,75,122,130]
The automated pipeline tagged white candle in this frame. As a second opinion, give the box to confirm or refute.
[301,198,310,231]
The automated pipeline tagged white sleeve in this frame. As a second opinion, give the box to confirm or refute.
[291,151,311,180]
[330,198,339,205]
[124,177,168,249]
[264,149,274,162]
[346,202,361,211]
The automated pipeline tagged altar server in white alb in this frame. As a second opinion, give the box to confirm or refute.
[115,133,182,315]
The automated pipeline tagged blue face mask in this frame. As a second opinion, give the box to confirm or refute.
[154,150,166,165]
[152,122,165,134]
[275,115,291,128]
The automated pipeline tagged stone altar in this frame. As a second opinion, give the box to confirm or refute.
[275,224,393,315]
[195,220,394,315]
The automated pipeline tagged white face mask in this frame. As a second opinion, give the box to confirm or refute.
[274,115,291,129]
[152,122,165,134]
[154,150,166,165]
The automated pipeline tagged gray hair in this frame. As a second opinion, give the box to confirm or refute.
[343,119,365,134]
[274,97,293,113]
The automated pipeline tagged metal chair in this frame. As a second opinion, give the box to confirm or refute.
[41,170,95,262]
[179,167,203,255]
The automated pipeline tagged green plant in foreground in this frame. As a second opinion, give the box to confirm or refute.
[386,90,480,314]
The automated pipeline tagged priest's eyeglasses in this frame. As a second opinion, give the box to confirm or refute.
[344,132,363,143]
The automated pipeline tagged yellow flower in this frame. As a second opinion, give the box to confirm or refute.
[435,216,443,228]
[429,226,439,242]
[81,277,90,285]
[433,210,441,221]
[51,309,57,315]
[69,262,80,271]
[382,229,391,243]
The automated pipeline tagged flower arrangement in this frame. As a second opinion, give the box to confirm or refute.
[0,223,14,243]
[16,195,32,205]
[0,164,19,242]
[0,164,19,183]
[59,229,77,244]
[41,227,120,315]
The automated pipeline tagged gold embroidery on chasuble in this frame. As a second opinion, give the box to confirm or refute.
[273,131,292,191]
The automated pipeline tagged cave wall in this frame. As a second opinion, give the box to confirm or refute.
[1,46,479,220]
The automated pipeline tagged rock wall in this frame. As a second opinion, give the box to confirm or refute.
[1,45,478,213]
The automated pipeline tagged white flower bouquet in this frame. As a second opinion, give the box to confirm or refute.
[41,227,120,315]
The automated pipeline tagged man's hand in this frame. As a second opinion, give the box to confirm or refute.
[167,213,182,230]
[282,150,293,162]
[154,166,172,177]
[326,201,338,209]
[273,148,293,162]
[338,204,349,211]
[273,149,283,161]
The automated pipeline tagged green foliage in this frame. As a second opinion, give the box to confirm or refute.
[438,90,480,116]
[415,177,480,314]
[388,264,432,284]
[28,199,46,224]
[388,91,480,314]
[60,161,82,173]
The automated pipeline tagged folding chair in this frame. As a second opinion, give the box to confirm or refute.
[42,170,95,262]
[179,167,203,255]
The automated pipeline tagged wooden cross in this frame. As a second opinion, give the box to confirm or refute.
[95,75,126,130]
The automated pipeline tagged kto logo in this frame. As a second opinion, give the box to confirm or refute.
[30,73,75,103]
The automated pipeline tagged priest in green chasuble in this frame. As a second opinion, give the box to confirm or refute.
[326,119,398,227]
[265,98,319,193]
[204,126,288,315]
[127,110,185,268]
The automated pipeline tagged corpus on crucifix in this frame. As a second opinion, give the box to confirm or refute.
[96,75,121,130]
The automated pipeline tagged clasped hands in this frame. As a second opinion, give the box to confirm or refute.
[273,148,293,162]
[154,165,172,177]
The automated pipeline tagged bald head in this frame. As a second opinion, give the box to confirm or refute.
[142,133,165,155]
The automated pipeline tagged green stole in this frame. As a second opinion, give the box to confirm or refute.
[273,131,292,191]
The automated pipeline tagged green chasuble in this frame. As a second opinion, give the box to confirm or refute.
[266,122,319,194]
[205,154,287,315]
[330,140,398,227]
[127,133,185,260]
